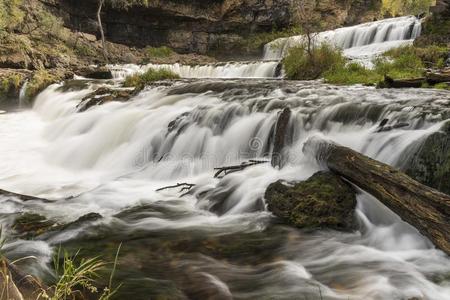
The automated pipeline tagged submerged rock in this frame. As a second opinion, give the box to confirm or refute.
[265,171,357,231]
[404,121,450,195]
[12,213,56,238]
[77,87,136,112]
[76,66,113,79]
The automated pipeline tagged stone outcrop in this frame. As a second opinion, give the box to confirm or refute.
[43,0,382,56]
[265,171,357,231]
[404,121,450,195]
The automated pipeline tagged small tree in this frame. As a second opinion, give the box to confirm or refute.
[291,0,323,57]
[96,0,150,62]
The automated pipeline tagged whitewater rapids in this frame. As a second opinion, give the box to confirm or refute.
[0,79,449,299]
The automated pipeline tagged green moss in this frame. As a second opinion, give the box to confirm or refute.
[265,171,357,231]
[145,46,175,58]
[381,0,433,16]
[123,68,180,89]
[233,27,302,53]
[325,62,383,85]
[26,70,58,99]
[434,83,450,90]
[404,121,450,195]
[283,43,345,80]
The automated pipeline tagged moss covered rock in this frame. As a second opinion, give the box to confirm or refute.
[405,121,450,195]
[12,213,56,238]
[265,171,357,231]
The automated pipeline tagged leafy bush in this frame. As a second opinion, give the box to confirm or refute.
[233,27,302,53]
[324,62,383,85]
[283,43,345,80]
[123,68,180,88]
[383,45,448,68]
[145,46,175,58]
[0,0,24,32]
[381,0,434,16]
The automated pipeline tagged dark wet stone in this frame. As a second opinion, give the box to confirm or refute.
[76,66,113,79]
[265,171,357,231]
[77,87,136,112]
[404,121,450,195]
[12,213,56,238]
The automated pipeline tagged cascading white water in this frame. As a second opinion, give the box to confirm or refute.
[108,61,281,80]
[263,16,421,63]
[1,80,449,299]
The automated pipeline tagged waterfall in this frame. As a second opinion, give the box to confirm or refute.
[1,80,450,299]
[18,80,28,108]
[263,16,422,62]
[108,61,281,80]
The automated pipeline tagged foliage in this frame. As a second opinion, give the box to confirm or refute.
[324,62,383,85]
[434,83,450,90]
[283,43,345,80]
[381,0,435,16]
[107,0,150,9]
[26,70,58,99]
[0,73,23,94]
[123,68,180,88]
[383,44,448,68]
[0,0,24,32]
[233,27,302,53]
[374,53,425,79]
[38,245,122,300]
[146,46,175,58]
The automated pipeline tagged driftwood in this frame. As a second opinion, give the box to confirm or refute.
[426,70,450,84]
[303,136,450,255]
[377,118,410,132]
[271,108,291,168]
[214,160,269,178]
[156,183,195,193]
[383,75,425,88]
[0,189,51,203]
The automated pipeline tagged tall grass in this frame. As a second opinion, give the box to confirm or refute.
[38,244,122,300]
[283,43,345,80]
[124,68,180,89]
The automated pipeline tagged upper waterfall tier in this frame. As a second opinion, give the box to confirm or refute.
[263,16,422,61]
[108,61,281,80]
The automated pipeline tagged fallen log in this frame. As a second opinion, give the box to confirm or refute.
[271,108,291,168]
[0,189,52,203]
[214,160,269,178]
[303,136,450,255]
[426,70,450,84]
[156,183,195,193]
[381,75,425,88]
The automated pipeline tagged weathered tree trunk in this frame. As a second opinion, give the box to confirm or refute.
[426,70,450,84]
[97,0,108,63]
[382,75,425,88]
[303,136,450,255]
[271,108,291,168]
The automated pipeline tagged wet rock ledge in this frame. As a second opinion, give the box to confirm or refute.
[265,171,357,231]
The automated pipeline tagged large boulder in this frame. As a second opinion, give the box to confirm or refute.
[265,171,357,231]
[404,121,450,195]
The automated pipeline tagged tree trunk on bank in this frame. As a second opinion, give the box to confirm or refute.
[303,136,450,255]
[97,0,108,63]
[271,107,291,168]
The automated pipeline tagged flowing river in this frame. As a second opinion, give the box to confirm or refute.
[0,16,450,300]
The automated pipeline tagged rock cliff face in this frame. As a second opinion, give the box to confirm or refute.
[43,0,381,56]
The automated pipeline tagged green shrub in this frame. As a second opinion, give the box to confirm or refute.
[381,0,434,16]
[123,68,180,88]
[0,0,24,32]
[434,83,450,90]
[26,70,58,99]
[374,53,425,79]
[384,45,448,69]
[324,62,382,85]
[145,46,175,58]
[232,27,302,53]
[283,43,345,80]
